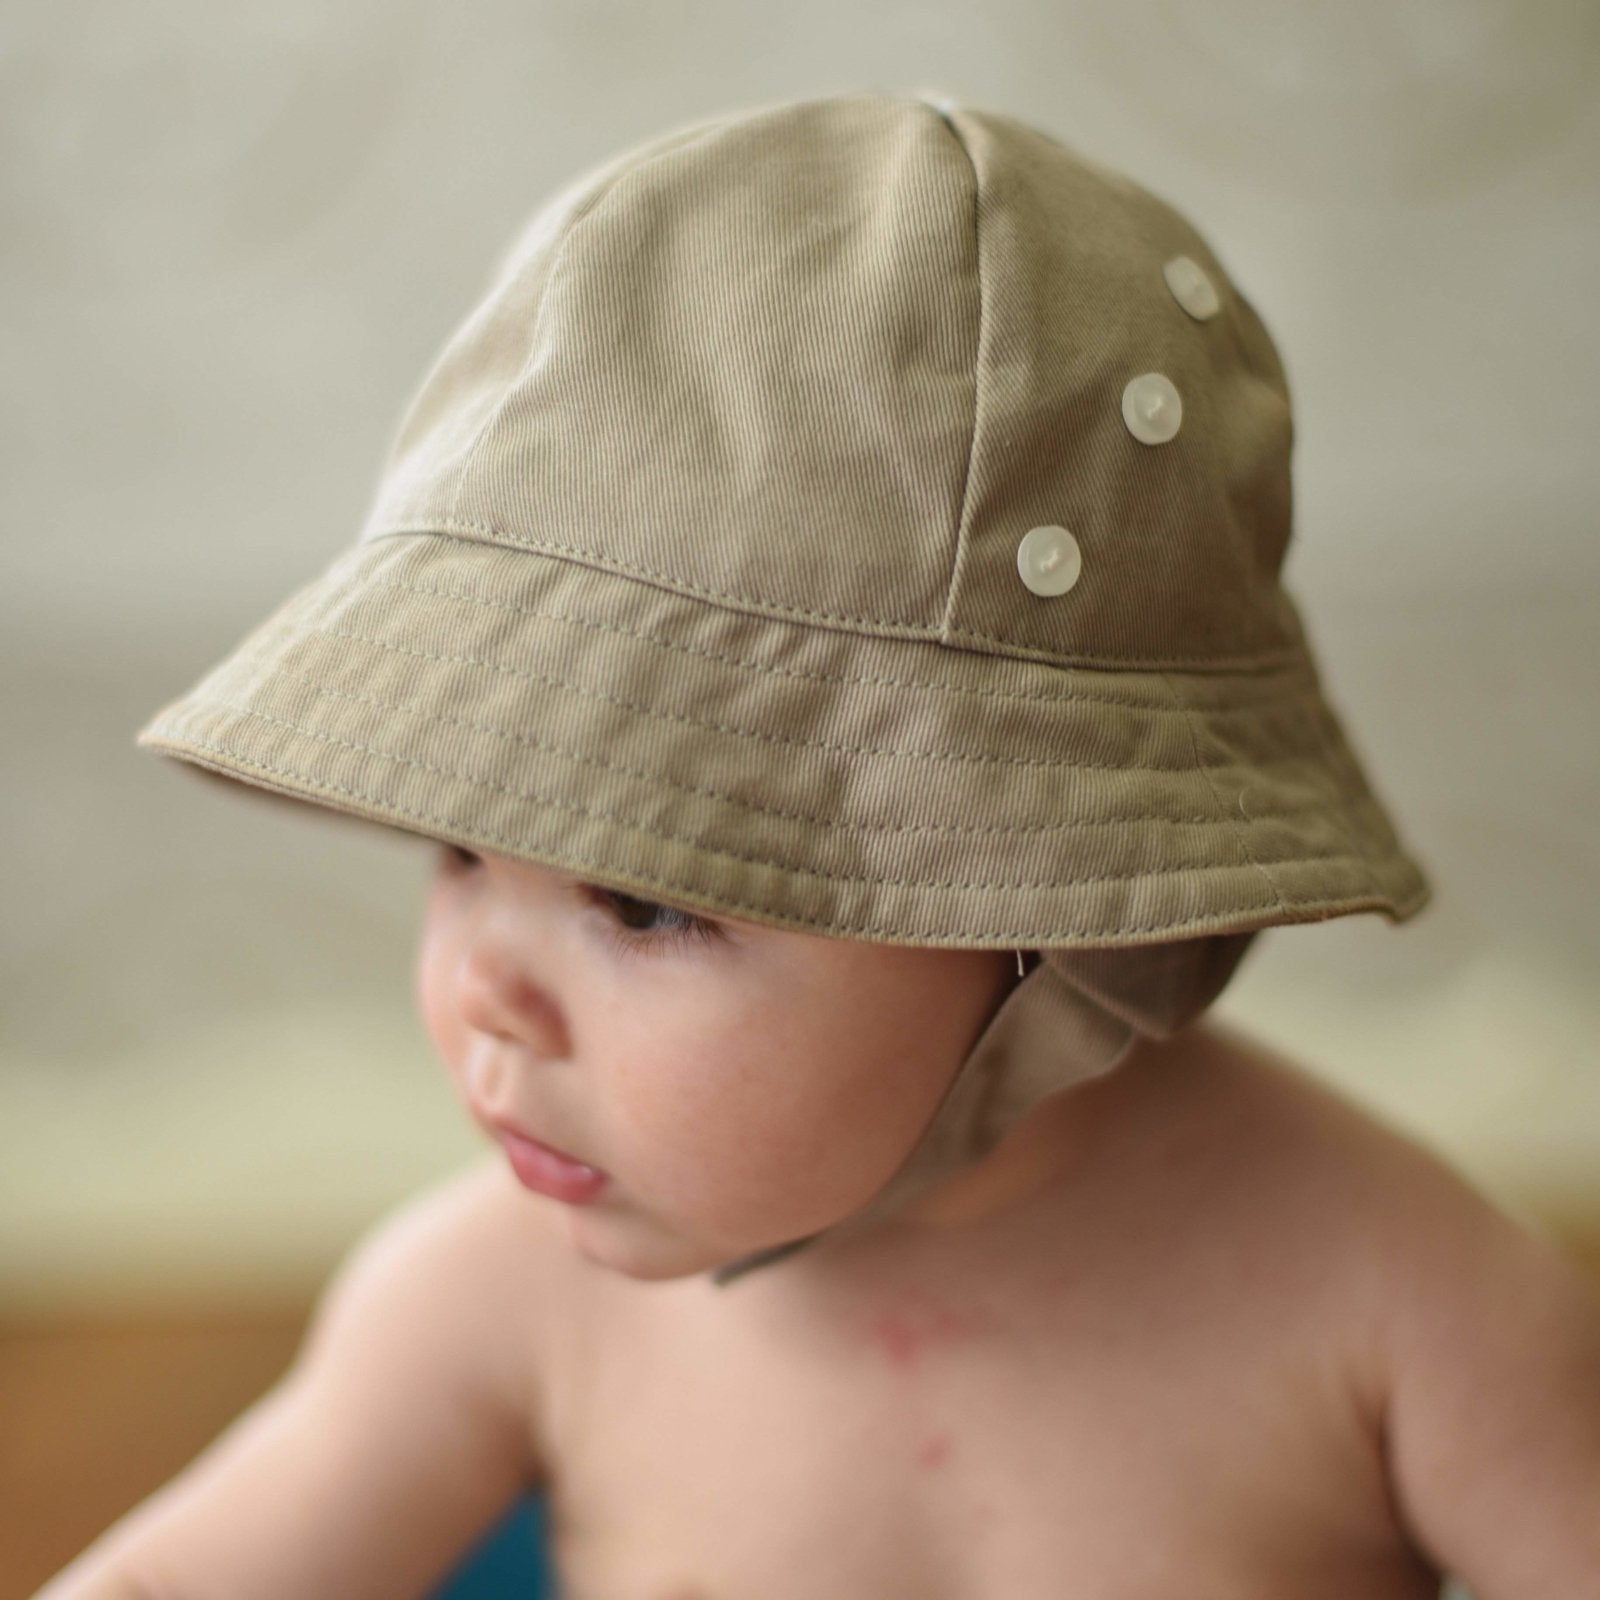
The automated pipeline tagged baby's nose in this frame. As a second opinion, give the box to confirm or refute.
[453,940,570,1059]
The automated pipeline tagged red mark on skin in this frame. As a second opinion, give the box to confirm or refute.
[917,1433,953,1468]
[865,1289,993,1373]
[871,1313,921,1370]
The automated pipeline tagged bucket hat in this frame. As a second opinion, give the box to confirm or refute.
[139,91,1430,1274]
[139,90,1427,949]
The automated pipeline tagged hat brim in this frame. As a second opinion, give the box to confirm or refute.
[138,531,1429,948]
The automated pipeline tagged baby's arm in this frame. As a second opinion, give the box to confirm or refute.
[1375,1152,1600,1594]
[33,1163,545,1600]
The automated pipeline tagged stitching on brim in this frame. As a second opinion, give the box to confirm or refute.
[1162,670,1293,920]
[303,626,1335,773]
[1293,680,1406,857]
[353,574,1315,713]
[257,666,1353,835]
[153,703,1384,895]
[144,728,1410,941]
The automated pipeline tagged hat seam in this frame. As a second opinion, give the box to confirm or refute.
[144,725,1407,931]
[920,94,987,648]
[938,621,1301,671]
[247,666,1365,837]
[147,706,1397,895]
[301,624,1350,774]
[372,519,929,633]
[351,573,1322,708]
[442,155,645,527]
[365,524,1303,670]
[335,572,1325,708]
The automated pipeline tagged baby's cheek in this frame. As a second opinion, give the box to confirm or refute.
[609,1056,765,1196]
[620,1037,908,1233]
[414,930,467,1082]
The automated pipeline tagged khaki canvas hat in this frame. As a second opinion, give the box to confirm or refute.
[139,91,1430,1275]
[139,89,1428,951]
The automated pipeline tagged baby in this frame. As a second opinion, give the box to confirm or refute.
[40,91,1599,1599]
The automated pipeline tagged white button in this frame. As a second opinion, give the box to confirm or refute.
[1016,525,1082,597]
[1121,372,1183,445]
[1163,254,1220,320]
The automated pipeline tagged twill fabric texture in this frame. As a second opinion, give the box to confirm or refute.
[138,92,1429,951]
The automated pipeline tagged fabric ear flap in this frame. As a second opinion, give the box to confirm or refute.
[1046,931,1259,1040]
[826,931,1257,1231]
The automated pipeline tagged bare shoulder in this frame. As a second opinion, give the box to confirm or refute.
[314,1154,574,1325]
[1164,1020,1585,1282]
[1103,1020,1570,1352]
[298,1156,588,1458]
[1139,1019,1491,1213]
[1107,1018,1468,1233]
[1055,1021,1600,1584]
[1168,1023,1600,1580]
[37,1162,587,1596]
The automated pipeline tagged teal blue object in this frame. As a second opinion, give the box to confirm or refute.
[430,1494,551,1599]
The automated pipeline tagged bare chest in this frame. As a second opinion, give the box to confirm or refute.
[537,1276,1433,1600]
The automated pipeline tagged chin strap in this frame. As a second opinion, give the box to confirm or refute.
[710,931,1257,1287]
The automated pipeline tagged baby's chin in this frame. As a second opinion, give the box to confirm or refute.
[561,1205,813,1283]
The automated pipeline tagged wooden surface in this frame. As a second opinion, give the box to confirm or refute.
[0,1306,310,1599]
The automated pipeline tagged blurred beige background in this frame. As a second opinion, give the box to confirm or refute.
[4,0,1599,1323]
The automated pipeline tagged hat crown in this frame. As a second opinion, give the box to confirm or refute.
[361,93,1300,670]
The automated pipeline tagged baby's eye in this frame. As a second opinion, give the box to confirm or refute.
[603,890,692,933]
[441,843,481,871]
[592,886,717,949]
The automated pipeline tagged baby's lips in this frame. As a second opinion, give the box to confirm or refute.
[495,1125,609,1204]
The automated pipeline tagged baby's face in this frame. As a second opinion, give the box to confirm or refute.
[416,846,1016,1279]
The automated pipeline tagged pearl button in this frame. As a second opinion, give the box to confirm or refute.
[1016,525,1082,597]
[1163,254,1220,321]
[1121,372,1182,445]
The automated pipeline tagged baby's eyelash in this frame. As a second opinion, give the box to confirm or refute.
[590,886,719,953]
